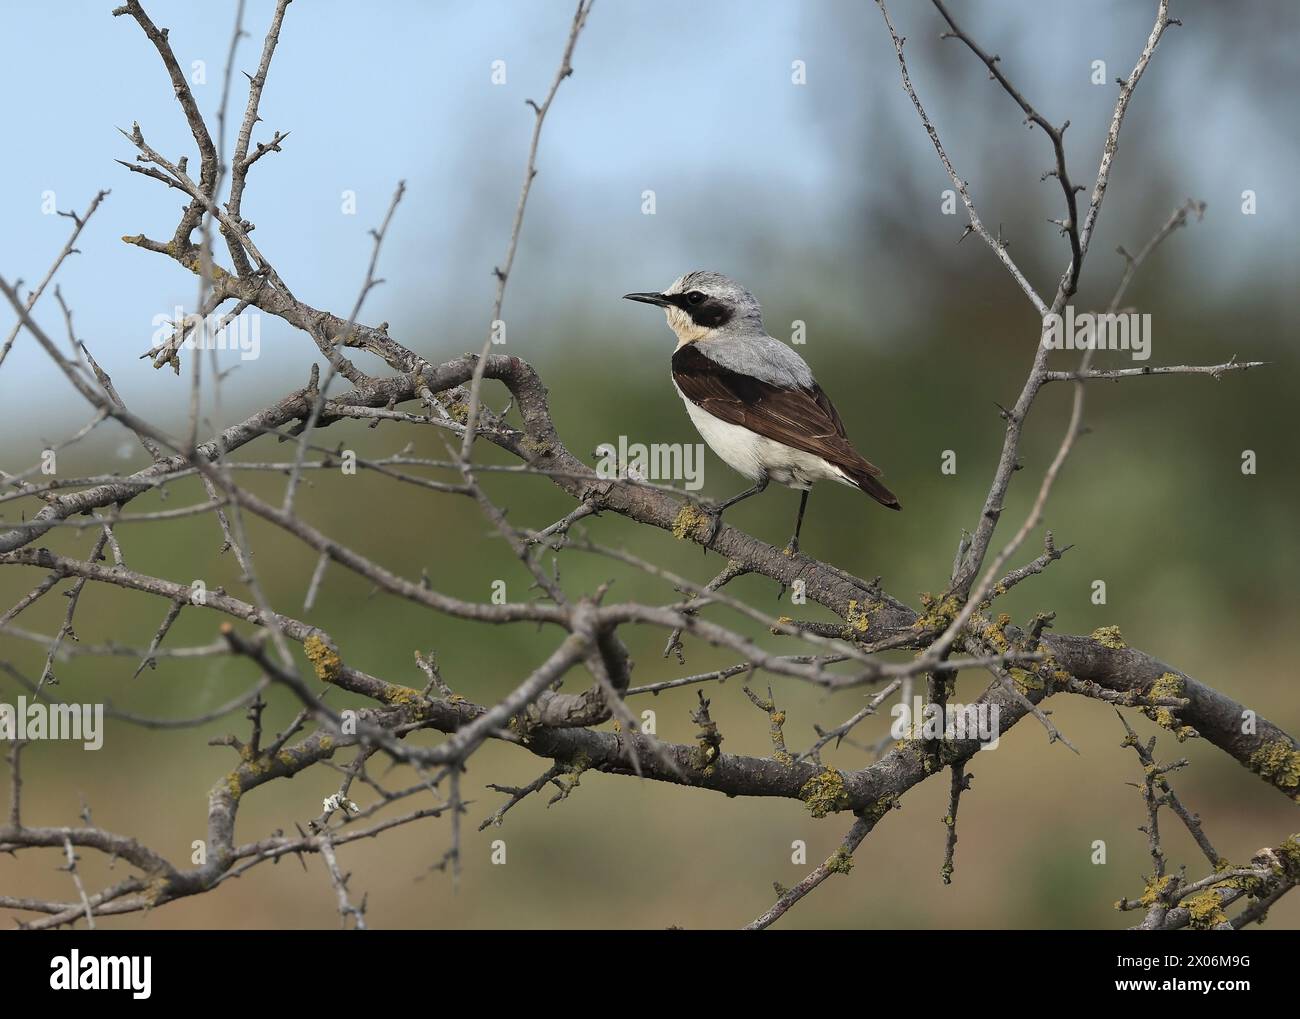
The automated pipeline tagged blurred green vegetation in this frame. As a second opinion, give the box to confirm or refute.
[1,255,1296,929]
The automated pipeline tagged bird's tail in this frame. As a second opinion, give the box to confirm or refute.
[843,461,901,510]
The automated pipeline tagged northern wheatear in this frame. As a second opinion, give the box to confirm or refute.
[624,270,900,551]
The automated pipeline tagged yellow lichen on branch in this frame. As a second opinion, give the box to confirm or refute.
[1090,625,1127,650]
[304,634,342,683]
[672,503,711,541]
[800,765,850,818]
[1141,672,1198,742]
[1248,740,1300,795]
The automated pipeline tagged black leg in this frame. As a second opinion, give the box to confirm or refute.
[716,477,768,512]
[702,475,768,547]
[788,489,810,554]
[777,489,810,601]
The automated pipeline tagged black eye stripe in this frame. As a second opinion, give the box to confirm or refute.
[690,299,732,329]
[661,292,732,328]
[691,302,733,326]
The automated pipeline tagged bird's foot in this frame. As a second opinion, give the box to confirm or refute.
[695,501,724,552]
[703,509,723,550]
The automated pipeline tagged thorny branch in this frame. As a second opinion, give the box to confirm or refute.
[0,1,1292,931]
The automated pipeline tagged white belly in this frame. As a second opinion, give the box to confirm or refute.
[675,385,852,491]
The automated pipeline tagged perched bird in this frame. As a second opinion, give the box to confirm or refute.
[624,270,900,552]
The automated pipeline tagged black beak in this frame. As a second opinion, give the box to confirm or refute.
[623,292,672,308]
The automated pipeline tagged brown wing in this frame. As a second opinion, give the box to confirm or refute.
[672,344,900,509]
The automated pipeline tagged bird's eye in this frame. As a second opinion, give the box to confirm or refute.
[686,290,705,305]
